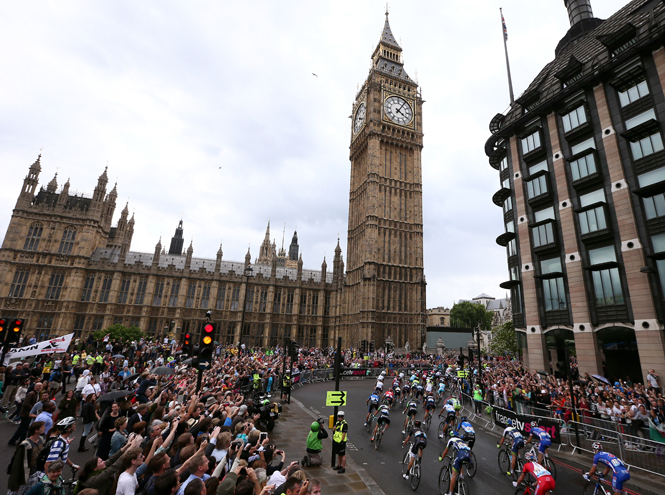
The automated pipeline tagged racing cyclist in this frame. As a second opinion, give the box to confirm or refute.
[438,400,457,438]
[513,451,555,495]
[414,381,424,402]
[498,425,525,476]
[374,376,384,395]
[401,420,427,480]
[583,443,630,495]
[402,381,411,401]
[526,426,552,465]
[436,379,446,402]
[402,400,419,434]
[371,405,391,442]
[384,388,395,408]
[365,392,381,427]
[454,416,475,449]
[439,432,471,495]
[423,394,436,424]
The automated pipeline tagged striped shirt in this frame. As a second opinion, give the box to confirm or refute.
[46,436,70,464]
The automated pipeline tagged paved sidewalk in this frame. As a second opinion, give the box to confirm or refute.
[270,398,385,495]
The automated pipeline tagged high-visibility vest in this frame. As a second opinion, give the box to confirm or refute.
[333,420,347,443]
[283,376,291,388]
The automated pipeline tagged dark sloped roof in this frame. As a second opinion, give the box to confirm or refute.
[374,57,413,82]
[380,14,401,49]
[487,0,663,153]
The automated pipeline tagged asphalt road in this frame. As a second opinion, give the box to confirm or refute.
[292,379,607,495]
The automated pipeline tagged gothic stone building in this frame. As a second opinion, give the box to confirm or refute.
[341,12,427,349]
[0,156,344,347]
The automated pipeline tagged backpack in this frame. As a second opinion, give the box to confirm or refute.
[36,436,60,472]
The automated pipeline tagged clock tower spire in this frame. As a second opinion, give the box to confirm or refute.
[341,12,426,350]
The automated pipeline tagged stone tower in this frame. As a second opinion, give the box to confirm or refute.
[168,220,185,255]
[342,12,426,349]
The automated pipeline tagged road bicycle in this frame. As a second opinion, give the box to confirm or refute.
[437,415,457,441]
[583,473,613,495]
[498,444,524,482]
[424,411,432,430]
[365,412,377,433]
[438,454,469,495]
[63,466,79,495]
[401,441,422,491]
[403,416,415,439]
[513,479,538,495]
[373,421,387,450]
[524,442,556,479]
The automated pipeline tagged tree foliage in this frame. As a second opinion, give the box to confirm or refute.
[93,324,146,343]
[449,301,494,330]
[489,320,518,356]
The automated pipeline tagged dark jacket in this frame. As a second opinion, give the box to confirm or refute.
[20,390,39,418]
[76,448,125,495]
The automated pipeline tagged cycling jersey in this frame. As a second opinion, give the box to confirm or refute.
[406,402,418,417]
[530,427,552,453]
[425,382,433,393]
[451,399,461,411]
[369,394,380,404]
[593,452,630,492]
[503,426,524,454]
[375,381,384,390]
[522,462,555,495]
[447,437,471,472]
[409,428,427,457]
[444,404,456,417]
[456,421,475,436]
[377,409,390,424]
[425,397,436,410]
[385,390,394,399]
[438,383,446,392]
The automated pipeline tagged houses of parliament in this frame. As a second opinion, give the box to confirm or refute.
[0,13,427,349]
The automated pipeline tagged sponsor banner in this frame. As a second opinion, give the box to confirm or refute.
[292,371,301,384]
[341,368,371,376]
[4,333,74,361]
[492,405,562,444]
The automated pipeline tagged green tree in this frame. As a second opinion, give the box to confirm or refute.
[93,323,146,343]
[489,321,518,356]
[449,301,493,330]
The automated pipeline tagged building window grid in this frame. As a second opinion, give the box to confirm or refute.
[507,238,518,257]
[8,269,29,298]
[58,227,77,255]
[532,222,555,248]
[644,193,665,220]
[81,275,95,302]
[216,285,226,311]
[299,293,307,314]
[579,206,608,235]
[185,283,196,308]
[91,316,104,332]
[274,291,282,314]
[259,290,267,312]
[99,276,112,303]
[245,287,254,312]
[526,175,548,199]
[543,277,567,311]
[36,314,54,340]
[117,278,130,304]
[562,105,587,133]
[630,133,664,160]
[503,196,513,213]
[135,279,147,305]
[286,291,294,314]
[311,293,319,316]
[324,293,331,316]
[46,272,65,300]
[521,130,541,154]
[169,282,180,307]
[588,246,625,307]
[570,152,597,181]
[231,286,240,311]
[618,80,648,107]
[153,280,165,306]
[201,284,211,309]
[23,223,43,251]
[74,315,86,331]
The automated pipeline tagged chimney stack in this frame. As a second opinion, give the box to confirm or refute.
[564,0,594,27]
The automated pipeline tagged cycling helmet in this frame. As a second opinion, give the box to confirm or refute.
[446,399,454,405]
[460,416,468,422]
[56,416,76,431]
[414,420,422,428]
[380,405,389,412]
[399,373,405,378]
[380,371,386,376]
[377,376,384,382]
[592,442,602,453]
[524,451,536,462]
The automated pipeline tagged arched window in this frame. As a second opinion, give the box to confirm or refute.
[23,223,43,251]
[58,227,76,255]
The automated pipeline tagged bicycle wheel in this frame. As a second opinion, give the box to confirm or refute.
[437,421,445,440]
[582,481,600,495]
[411,462,421,491]
[438,465,450,495]
[544,456,556,479]
[498,449,510,475]
[513,487,528,495]
[402,451,411,477]
[374,428,382,450]
[457,479,468,495]
[466,451,477,478]
[425,415,432,430]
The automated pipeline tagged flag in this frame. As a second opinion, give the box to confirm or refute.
[502,13,508,41]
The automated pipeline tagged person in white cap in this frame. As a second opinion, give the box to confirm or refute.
[332,411,348,474]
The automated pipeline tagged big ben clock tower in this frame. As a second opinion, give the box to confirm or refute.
[342,11,426,350]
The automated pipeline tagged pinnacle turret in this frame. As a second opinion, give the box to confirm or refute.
[46,173,58,193]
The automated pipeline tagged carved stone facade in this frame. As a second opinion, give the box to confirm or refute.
[0,156,342,347]
[340,13,426,349]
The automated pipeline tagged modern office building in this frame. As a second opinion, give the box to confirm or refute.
[486,0,665,382]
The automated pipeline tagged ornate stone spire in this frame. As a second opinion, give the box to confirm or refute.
[245,246,251,268]
[46,172,58,193]
[30,154,42,173]
[380,9,400,49]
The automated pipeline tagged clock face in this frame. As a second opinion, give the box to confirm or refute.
[384,95,413,126]
[354,102,366,134]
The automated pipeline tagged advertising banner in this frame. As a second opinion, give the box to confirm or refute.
[341,368,372,376]
[492,405,562,444]
[4,333,74,361]
[292,371,301,384]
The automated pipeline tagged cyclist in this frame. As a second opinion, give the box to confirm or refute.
[454,416,475,449]
[43,417,80,473]
[394,386,402,402]
[439,432,471,495]
[437,379,446,402]
[513,451,555,495]
[423,394,436,423]
[392,375,401,390]
[583,443,630,495]
[402,381,411,400]
[438,400,457,438]
[371,405,391,442]
[497,424,525,477]
[414,381,424,402]
[526,426,552,465]
[384,388,395,407]
[402,400,419,434]
[365,392,381,427]
[401,420,427,480]
[374,376,384,395]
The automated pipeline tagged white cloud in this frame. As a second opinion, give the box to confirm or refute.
[0,0,628,306]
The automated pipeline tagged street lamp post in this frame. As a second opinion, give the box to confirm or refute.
[238,266,253,350]
[475,326,483,393]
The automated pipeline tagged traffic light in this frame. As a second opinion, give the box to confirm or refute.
[199,322,215,363]
[289,340,299,360]
[369,341,375,353]
[360,340,366,353]
[182,331,192,355]
[0,317,6,342]
[7,318,23,344]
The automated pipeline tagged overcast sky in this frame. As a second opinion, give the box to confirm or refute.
[0,0,628,308]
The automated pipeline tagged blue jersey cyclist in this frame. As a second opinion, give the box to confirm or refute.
[526,426,552,465]
[454,416,476,449]
[439,433,471,495]
[583,443,630,495]
[402,400,419,434]
[371,405,391,442]
[497,425,525,476]
[364,393,380,426]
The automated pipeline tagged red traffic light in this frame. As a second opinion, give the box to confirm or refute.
[203,324,213,333]
[184,333,191,345]
[12,318,23,332]
[202,323,214,346]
